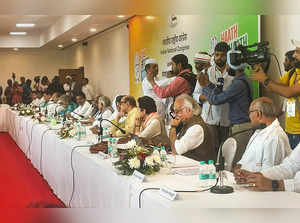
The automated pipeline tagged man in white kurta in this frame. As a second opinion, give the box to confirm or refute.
[236,97,292,172]
[70,92,93,119]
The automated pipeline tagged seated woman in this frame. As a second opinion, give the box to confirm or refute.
[88,96,114,134]
[134,96,170,148]
[57,95,77,117]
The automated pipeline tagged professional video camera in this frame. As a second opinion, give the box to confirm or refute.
[227,41,271,73]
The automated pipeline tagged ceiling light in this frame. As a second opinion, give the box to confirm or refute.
[72,38,78,42]
[89,28,97,32]
[13,48,19,51]
[9,32,27,35]
[58,44,63,48]
[16,23,35,27]
[146,16,155,20]
[117,15,125,18]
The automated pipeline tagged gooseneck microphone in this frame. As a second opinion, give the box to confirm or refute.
[210,123,266,194]
[97,118,126,141]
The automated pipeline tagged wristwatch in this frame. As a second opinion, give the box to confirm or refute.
[263,78,271,87]
[272,180,279,191]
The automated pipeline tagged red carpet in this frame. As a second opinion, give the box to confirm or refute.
[0,133,65,208]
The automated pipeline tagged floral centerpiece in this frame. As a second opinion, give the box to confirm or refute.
[32,112,47,124]
[57,123,76,139]
[19,107,35,116]
[113,139,161,176]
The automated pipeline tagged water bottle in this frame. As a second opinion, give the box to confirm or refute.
[108,137,113,156]
[75,122,81,140]
[198,161,209,188]
[160,146,168,166]
[208,160,217,187]
[152,146,160,157]
[110,138,119,163]
[81,124,87,139]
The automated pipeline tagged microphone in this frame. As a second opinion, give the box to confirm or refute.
[98,118,126,140]
[210,123,266,194]
[71,111,85,119]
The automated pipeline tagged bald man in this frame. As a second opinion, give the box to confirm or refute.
[233,97,292,173]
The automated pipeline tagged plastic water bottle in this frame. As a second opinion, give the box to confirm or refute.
[153,146,160,157]
[160,146,168,166]
[198,161,209,188]
[208,160,217,187]
[110,138,119,163]
[75,122,81,140]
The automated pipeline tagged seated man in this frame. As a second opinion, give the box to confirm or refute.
[69,92,93,120]
[40,90,52,114]
[134,96,170,147]
[30,91,42,107]
[58,95,77,116]
[235,143,300,193]
[111,95,138,137]
[169,94,216,162]
[234,97,292,172]
[47,92,63,116]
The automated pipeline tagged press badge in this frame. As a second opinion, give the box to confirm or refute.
[287,98,296,117]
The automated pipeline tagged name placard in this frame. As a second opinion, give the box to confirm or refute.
[98,152,109,160]
[132,170,146,183]
[159,187,177,201]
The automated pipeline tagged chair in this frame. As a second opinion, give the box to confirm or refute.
[222,137,237,171]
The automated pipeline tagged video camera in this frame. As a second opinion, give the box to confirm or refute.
[228,41,271,72]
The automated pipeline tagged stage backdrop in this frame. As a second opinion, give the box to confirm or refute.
[129,15,260,99]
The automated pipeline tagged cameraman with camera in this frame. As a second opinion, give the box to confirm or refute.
[252,39,300,149]
[198,45,253,166]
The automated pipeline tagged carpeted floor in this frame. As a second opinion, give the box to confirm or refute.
[0,132,65,208]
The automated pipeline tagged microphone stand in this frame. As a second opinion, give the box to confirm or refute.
[210,123,266,194]
[98,118,126,142]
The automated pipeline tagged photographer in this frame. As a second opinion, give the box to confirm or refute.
[198,50,253,166]
[251,39,300,149]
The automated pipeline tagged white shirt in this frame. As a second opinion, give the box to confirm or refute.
[139,118,161,138]
[261,143,300,193]
[174,125,204,155]
[142,77,175,118]
[92,109,113,128]
[82,84,95,101]
[47,102,64,116]
[238,119,292,172]
[31,98,44,107]
[71,101,93,119]
[193,65,233,126]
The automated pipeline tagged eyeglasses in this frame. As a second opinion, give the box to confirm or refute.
[248,109,259,115]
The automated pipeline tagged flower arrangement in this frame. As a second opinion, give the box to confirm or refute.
[57,123,76,139]
[113,139,161,176]
[32,112,47,124]
[19,107,35,116]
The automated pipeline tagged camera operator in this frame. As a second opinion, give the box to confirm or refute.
[198,49,253,167]
[251,39,300,149]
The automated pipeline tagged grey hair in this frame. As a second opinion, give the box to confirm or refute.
[252,98,277,117]
[176,94,202,116]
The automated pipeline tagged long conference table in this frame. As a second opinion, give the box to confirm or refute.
[0,104,300,208]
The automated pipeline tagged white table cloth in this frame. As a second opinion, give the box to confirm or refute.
[2,108,300,208]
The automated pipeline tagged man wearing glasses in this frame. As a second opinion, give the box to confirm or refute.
[111,96,138,137]
[234,97,291,174]
[169,94,216,162]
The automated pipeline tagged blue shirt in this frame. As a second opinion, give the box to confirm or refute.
[202,73,252,125]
